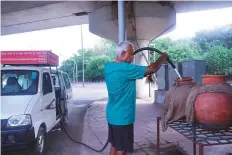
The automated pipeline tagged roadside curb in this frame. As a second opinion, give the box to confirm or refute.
[90,98,108,106]
[91,97,154,106]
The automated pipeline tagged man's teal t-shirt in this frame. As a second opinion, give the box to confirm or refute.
[104,62,147,125]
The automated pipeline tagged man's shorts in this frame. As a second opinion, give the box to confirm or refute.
[108,123,134,153]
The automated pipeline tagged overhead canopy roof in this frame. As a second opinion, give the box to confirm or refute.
[1,1,232,35]
[1,1,62,14]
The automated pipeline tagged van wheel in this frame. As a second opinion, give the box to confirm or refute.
[34,126,46,155]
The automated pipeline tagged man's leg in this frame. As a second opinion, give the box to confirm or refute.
[110,145,116,155]
[116,151,127,155]
[112,124,134,155]
[109,123,116,155]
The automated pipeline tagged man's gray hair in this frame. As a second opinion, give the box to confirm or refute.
[116,41,134,56]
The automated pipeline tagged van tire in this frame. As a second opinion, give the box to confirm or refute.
[33,126,46,155]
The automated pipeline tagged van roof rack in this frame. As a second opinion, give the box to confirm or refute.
[1,50,59,67]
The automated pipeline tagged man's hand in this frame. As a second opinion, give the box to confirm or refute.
[160,52,169,61]
[144,52,170,76]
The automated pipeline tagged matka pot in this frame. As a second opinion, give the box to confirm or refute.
[194,75,232,127]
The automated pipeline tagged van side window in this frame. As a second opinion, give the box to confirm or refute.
[63,73,71,89]
[43,73,53,95]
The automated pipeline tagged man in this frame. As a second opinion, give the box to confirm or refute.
[104,41,169,155]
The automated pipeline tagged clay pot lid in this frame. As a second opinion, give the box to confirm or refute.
[175,77,193,82]
[202,75,227,78]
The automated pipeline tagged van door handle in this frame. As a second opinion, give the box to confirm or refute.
[50,98,55,104]
[46,99,56,109]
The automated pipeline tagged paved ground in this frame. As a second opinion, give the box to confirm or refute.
[3,83,232,155]
[84,99,232,155]
[72,83,108,101]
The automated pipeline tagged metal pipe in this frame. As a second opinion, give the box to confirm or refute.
[148,48,151,97]
[71,59,77,83]
[76,60,78,83]
[199,145,204,155]
[81,25,85,87]
[118,0,125,43]
[73,69,75,83]
[157,117,160,155]
[193,123,197,155]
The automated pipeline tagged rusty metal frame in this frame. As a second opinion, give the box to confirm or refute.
[156,117,232,155]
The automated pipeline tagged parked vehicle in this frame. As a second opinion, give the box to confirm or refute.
[1,50,72,154]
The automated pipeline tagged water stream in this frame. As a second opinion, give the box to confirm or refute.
[174,68,182,79]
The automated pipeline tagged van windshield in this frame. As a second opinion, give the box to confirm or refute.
[1,70,39,96]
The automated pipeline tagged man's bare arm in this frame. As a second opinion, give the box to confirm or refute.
[144,53,169,77]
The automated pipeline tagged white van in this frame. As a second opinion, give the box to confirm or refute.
[1,66,72,155]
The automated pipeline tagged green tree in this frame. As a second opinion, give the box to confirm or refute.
[94,39,117,59]
[59,59,76,81]
[193,24,232,53]
[103,39,117,59]
[60,24,232,81]
[150,38,173,52]
[59,48,94,81]
[85,56,111,81]
[72,49,95,81]
[149,38,203,63]
[59,39,116,81]
[204,42,232,75]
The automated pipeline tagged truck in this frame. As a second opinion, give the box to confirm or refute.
[1,50,72,155]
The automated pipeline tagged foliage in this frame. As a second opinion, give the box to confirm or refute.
[103,39,117,59]
[59,39,116,81]
[59,24,232,81]
[85,56,111,81]
[193,24,232,53]
[149,38,203,63]
[59,59,76,79]
[150,38,172,52]
[59,48,95,81]
[204,42,232,75]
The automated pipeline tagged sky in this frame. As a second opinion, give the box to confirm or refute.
[1,6,232,65]
[161,6,232,39]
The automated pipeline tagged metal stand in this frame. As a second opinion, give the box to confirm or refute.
[157,117,160,155]
[156,118,232,155]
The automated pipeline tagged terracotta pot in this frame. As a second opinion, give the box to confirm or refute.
[195,75,232,127]
[175,77,196,86]
[202,75,227,84]
[195,93,232,126]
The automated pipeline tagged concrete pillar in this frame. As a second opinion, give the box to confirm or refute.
[88,1,176,99]
[118,0,126,42]
[89,2,176,43]
[133,40,150,98]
